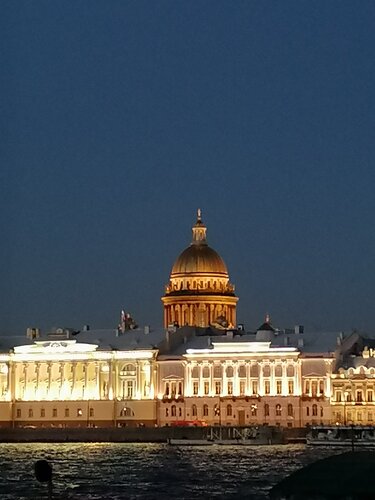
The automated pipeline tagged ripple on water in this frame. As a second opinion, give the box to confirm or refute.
[0,443,344,499]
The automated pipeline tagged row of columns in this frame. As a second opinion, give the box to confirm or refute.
[164,302,236,327]
[185,361,301,397]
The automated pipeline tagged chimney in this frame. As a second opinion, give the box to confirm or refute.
[294,325,304,334]
[144,325,150,335]
[26,328,40,339]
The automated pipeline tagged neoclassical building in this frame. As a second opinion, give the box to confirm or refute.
[0,211,373,429]
[162,210,238,328]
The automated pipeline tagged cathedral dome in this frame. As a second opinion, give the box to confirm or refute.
[171,243,228,277]
[170,210,228,277]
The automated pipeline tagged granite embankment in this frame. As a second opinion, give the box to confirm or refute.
[0,426,307,443]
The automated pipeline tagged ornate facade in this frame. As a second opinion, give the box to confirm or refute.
[162,210,238,328]
[0,211,373,429]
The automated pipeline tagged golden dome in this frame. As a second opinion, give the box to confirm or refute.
[171,209,228,277]
[171,244,228,277]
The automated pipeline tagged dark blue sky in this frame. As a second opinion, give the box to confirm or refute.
[2,1,375,335]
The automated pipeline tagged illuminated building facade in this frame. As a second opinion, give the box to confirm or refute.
[0,211,372,429]
[162,210,238,328]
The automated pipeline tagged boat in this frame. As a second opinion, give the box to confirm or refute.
[307,425,375,447]
[167,425,279,446]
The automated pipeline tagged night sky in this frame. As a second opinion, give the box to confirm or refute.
[2,1,375,336]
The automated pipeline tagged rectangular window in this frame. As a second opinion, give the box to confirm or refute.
[251,405,257,416]
[239,381,246,395]
[336,391,342,402]
[305,380,310,395]
[227,381,233,395]
[77,408,83,417]
[288,381,294,395]
[368,391,373,402]
[65,408,69,418]
[40,409,45,418]
[306,407,310,417]
[89,408,94,418]
[193,382,199,395]
[252,381,258,395]
[347,411,352,421]
[215,381,221,395]
[126,381,134,399]
[319,380,324,395]
[28,409,33,418]
[52,408,57,418]
[204,381,210,395]
[356,391,363,402]
[171,382,176,397]
[264,380,270,395]
[358,411,362,421]
[276,380,282,395]
[369,412,373,421]
[16,409,21,418]
[311,381,318,397]
[178,407,182,417]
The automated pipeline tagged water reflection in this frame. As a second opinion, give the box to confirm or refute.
[0,443,343,499]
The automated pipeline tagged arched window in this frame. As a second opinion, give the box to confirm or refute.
[121,364,136,376]
[320,407,324,418]
[213,365,222,378]
[192,404,197,417]
[171,405,176,417]
[192,366,199,378]
[312,404,318,416]
[238,365,246,378]
[250,365,259,377]
[264,404,269,417]
[226,366,234,378]
[275,365,282,377]
[276,404,282,417]
[165,408,169,417]
[226,404,232,417]
[287,365,294,377]
[287,404,293,417]
[203,404,209,417]
[202,366,210,378]
[263,365,271,377]
[120,407,134,417]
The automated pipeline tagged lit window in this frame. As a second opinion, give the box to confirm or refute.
[252,381,258,395]
[226,404,232,417]
[276,404,282,417]
[77,408,83,417]
[264,381,270,395]
[16,409,21,418]
[89,408,94,418]
[193,382,199,395]
[204,381,209,395]
[214,404,220,417]
[227,381,233,395]
[239,381,246,395]
[215,381,221,395]
[203,404,209,417]
[276,381,282,395]
[251,405,257,417]
[288,381,294,395]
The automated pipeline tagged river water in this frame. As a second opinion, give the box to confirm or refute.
[0,443,342,499]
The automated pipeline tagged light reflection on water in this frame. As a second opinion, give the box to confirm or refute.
[0,443,343,499]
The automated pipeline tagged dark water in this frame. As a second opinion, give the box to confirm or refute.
[0,443,342,499]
